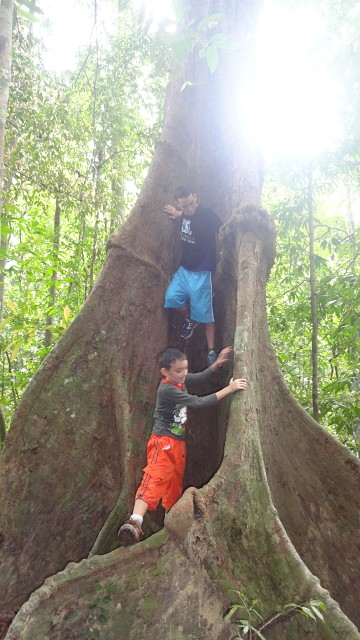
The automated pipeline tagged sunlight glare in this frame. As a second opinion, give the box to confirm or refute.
[249,1,343,158]
[133,0,176,33]
[38,0,342,160]
[37,0,117,73]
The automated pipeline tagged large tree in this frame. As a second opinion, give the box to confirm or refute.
[1,1,360,638]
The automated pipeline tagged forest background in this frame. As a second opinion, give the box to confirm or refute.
[0,0,359,451]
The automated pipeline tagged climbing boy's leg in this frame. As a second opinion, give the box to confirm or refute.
[117,498,148,545]
[118,436,182,545]
[180,318,199,339]
[204,322,215,351]
[164,267,188,314]
[162,441,186,512]
[164,267,199,338]
[188,271,217,362]
[205,322,217,364]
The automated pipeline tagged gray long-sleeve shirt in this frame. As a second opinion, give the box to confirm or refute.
[152,367,218,441]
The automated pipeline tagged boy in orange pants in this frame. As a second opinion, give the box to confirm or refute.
[118,346,247,545]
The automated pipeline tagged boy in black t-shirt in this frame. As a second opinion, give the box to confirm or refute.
[117,346,247,546]
[163,186,222,365]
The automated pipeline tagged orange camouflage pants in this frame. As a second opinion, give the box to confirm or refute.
[135,434,186,511]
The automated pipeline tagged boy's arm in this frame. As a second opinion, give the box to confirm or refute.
[168,376,247,408]
[166,385,218,409]
[185,347,234,390]
[164,204,182,219]
[185,367,214,389]
[215,377,247,401]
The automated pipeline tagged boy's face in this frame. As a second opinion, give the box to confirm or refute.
[175,193,197,217]
[161,358,188,386]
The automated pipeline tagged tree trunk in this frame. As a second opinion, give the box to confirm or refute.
[0,0,15,455]
[308,160,319,421]
[44,199,61,349]
[0,0,14,309]
[1,1,360,639]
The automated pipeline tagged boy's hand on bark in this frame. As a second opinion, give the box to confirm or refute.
[229,377,247,392]
[164,204,182,219]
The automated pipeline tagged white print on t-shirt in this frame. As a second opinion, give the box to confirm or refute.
[181,218,192,236]
[181,218,195,244]
[173,405,187,426]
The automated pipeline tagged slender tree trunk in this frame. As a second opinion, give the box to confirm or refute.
[0,0,14,319]
[0,0,15,451]
[0,0,13,186]
[308,159,319,421]
[346,187,355,238]
[44,199,61,349]
[89,150,103,291]
[0,404,5,446]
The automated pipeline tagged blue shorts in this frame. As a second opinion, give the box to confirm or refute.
[164,266,214,323]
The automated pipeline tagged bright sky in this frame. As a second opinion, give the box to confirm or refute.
[36,0,112,73]
[250,1,343,160]
[37,0,343,160]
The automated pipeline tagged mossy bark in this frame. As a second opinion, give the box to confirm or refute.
[1,1,360,639]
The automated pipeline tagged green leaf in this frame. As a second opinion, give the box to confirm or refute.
[0,317,11,330]
[204,44,219,73]
[4,340,16,352]
[6,300,17,313]
[0,223,12,235]
[300,606,316,620]
[10,341,21,362]
[17,0,43,14]
[225,604,242,620]
[309,599,326,611]
[180,80,194,92]
[106,585,117,592]
[17,6,40,22]
[310,605,324,621]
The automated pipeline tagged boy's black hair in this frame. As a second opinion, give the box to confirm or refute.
[158,347,186,370]
[174,185,196,200]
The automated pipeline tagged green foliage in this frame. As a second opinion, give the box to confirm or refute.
[87,583,117,639]
[284,599,326,623]
[264,153,360,452]
[225,591,326,638]
[0,5,166,427]
[15,0,43,24]
[225,591,266,639]
[160,11,238,74]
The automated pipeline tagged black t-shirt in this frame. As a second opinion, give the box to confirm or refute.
[180,204,222,272]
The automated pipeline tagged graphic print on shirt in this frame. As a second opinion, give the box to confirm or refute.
[181,218,195,244]
[170,403,187,437]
